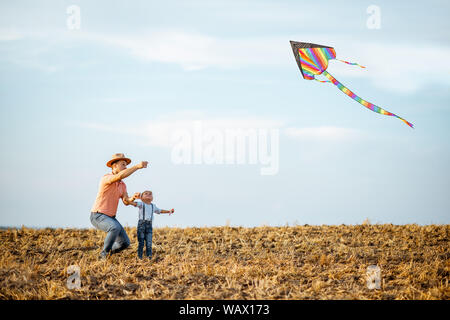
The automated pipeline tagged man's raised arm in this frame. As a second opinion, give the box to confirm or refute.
[106,161,148,184]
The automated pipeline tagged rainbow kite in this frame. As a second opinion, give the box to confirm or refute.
[290,41,413,128]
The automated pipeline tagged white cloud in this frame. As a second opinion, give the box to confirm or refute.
[0,28,23,41]
[325,42,450,93]
[0,29,60,72]
[95,97,139,104]
[82,31,450,92]
[357,43,450,93]
[75,111,286,148]
[284,126,362,141]
[82,30,288,71]
[4,27,449,92]
[75,110,365,148]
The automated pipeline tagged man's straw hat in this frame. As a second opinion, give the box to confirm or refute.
[106,153,131,168]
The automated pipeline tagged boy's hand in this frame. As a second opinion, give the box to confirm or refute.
[133,192,141,199]
[136,161,148,169]
[170,208,175,215]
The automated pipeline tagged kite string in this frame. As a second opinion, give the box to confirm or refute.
[321,70,414,128]
[336,59,366,69]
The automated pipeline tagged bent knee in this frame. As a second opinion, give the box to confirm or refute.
[107,225,121,234]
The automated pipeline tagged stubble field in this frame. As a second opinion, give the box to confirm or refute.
[0,224,448,300]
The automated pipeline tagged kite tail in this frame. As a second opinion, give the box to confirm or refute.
[321,71,414,128]
[336,59,366,69]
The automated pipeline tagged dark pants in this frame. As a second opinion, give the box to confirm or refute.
[137,220,153,259]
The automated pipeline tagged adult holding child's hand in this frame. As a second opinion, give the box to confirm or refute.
[90,153,149,260]
[133,192,142,200]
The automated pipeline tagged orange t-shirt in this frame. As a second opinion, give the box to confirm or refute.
[91,173,127,217]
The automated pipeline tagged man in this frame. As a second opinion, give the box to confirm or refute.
[90,153,148,259]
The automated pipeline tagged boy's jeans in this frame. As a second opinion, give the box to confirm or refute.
[90,212,130,255]
[137,220,153,259]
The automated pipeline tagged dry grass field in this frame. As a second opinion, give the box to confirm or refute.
[0,224,448,300]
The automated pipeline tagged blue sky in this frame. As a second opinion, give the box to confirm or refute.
[0,0,449,228]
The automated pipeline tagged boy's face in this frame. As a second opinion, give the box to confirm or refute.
[141,191,153,202]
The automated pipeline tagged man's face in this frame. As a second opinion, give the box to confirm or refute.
[112,160,128,173]
[141,191,153,202]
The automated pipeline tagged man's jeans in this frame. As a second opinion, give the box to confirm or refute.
[137,220,153,259]
[90,212,130,255]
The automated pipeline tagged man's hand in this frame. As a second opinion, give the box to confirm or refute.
[122,192,135,206]
[136,161,148,169]
[133,192,141,199]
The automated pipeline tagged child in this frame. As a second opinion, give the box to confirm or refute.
[130,190,174,259]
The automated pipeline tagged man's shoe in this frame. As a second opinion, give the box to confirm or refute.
[99,251,108,260]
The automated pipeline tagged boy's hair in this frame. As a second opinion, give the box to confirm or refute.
[141,190,152,196]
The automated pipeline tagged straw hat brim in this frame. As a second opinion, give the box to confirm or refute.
[106,157,131,168]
